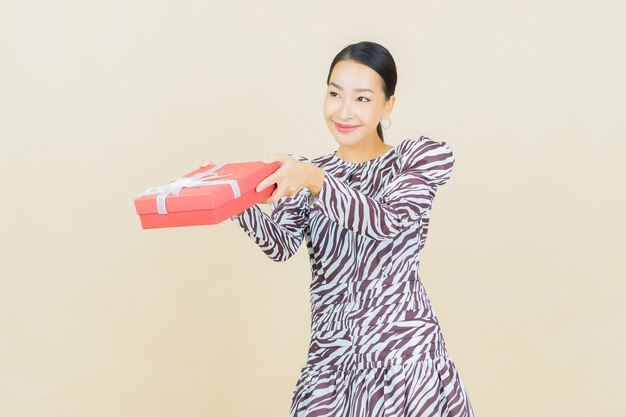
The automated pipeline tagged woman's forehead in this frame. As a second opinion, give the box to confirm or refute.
[329,60,384,91]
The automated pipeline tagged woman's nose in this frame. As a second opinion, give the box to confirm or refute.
[338,100,353,120]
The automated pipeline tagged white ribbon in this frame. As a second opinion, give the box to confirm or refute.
[144,162,241,214]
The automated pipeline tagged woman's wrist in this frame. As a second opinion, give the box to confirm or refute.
[306,165,325,197]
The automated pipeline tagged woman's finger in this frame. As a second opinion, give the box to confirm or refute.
[199,158,215,167]
[266,181,290,204]
[262,153,290,164]
[256,170,280,193]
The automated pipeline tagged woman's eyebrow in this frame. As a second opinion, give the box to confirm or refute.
[329,82,374,94]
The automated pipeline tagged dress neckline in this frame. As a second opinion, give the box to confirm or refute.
[330,140,403,166]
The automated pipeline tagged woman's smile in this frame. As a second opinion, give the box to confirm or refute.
[334,121,361,133]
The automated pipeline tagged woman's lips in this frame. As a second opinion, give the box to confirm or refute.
[334,122,360,133]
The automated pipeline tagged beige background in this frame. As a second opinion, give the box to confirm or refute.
[1,1,624,416]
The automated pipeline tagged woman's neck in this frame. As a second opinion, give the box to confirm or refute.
[335,138,393,163]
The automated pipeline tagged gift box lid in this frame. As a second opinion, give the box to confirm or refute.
[134,160,281,215]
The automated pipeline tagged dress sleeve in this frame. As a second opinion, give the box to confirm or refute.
[230,155,311,262]
[310,137,455,241]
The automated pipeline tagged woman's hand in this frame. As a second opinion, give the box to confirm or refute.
[198,155,324,205]
[257,153,325,204]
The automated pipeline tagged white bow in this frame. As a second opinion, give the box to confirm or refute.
[144,162,241,214]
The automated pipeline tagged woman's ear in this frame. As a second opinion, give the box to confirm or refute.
[385,95,396,116]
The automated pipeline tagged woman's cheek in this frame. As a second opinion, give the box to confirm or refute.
[363,107,380,125]
[322,104,334,120]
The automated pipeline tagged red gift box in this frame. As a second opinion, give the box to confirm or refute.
[134,161,281,229]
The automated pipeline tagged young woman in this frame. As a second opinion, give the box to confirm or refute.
[206,41,475,417]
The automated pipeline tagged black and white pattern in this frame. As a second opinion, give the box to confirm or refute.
[232,136,475,416]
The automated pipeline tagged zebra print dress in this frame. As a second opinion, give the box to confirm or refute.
[231,136,475,417]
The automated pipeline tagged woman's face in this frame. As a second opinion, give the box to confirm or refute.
[323,59,394,147]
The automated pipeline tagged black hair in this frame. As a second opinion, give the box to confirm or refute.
[326,41,397,142]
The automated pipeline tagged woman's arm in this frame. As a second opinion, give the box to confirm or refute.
[309,137,455,241]
[230,160,311,262]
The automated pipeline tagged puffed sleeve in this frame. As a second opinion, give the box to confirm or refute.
[310,137,454,240]
[230,155,312,262]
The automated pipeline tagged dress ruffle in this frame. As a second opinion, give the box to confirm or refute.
[290,353,474,417]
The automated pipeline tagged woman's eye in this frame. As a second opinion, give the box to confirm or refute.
[329,91,339,97]
[358,97,370,102]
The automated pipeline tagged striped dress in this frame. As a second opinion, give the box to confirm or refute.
[230,136,475,417]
